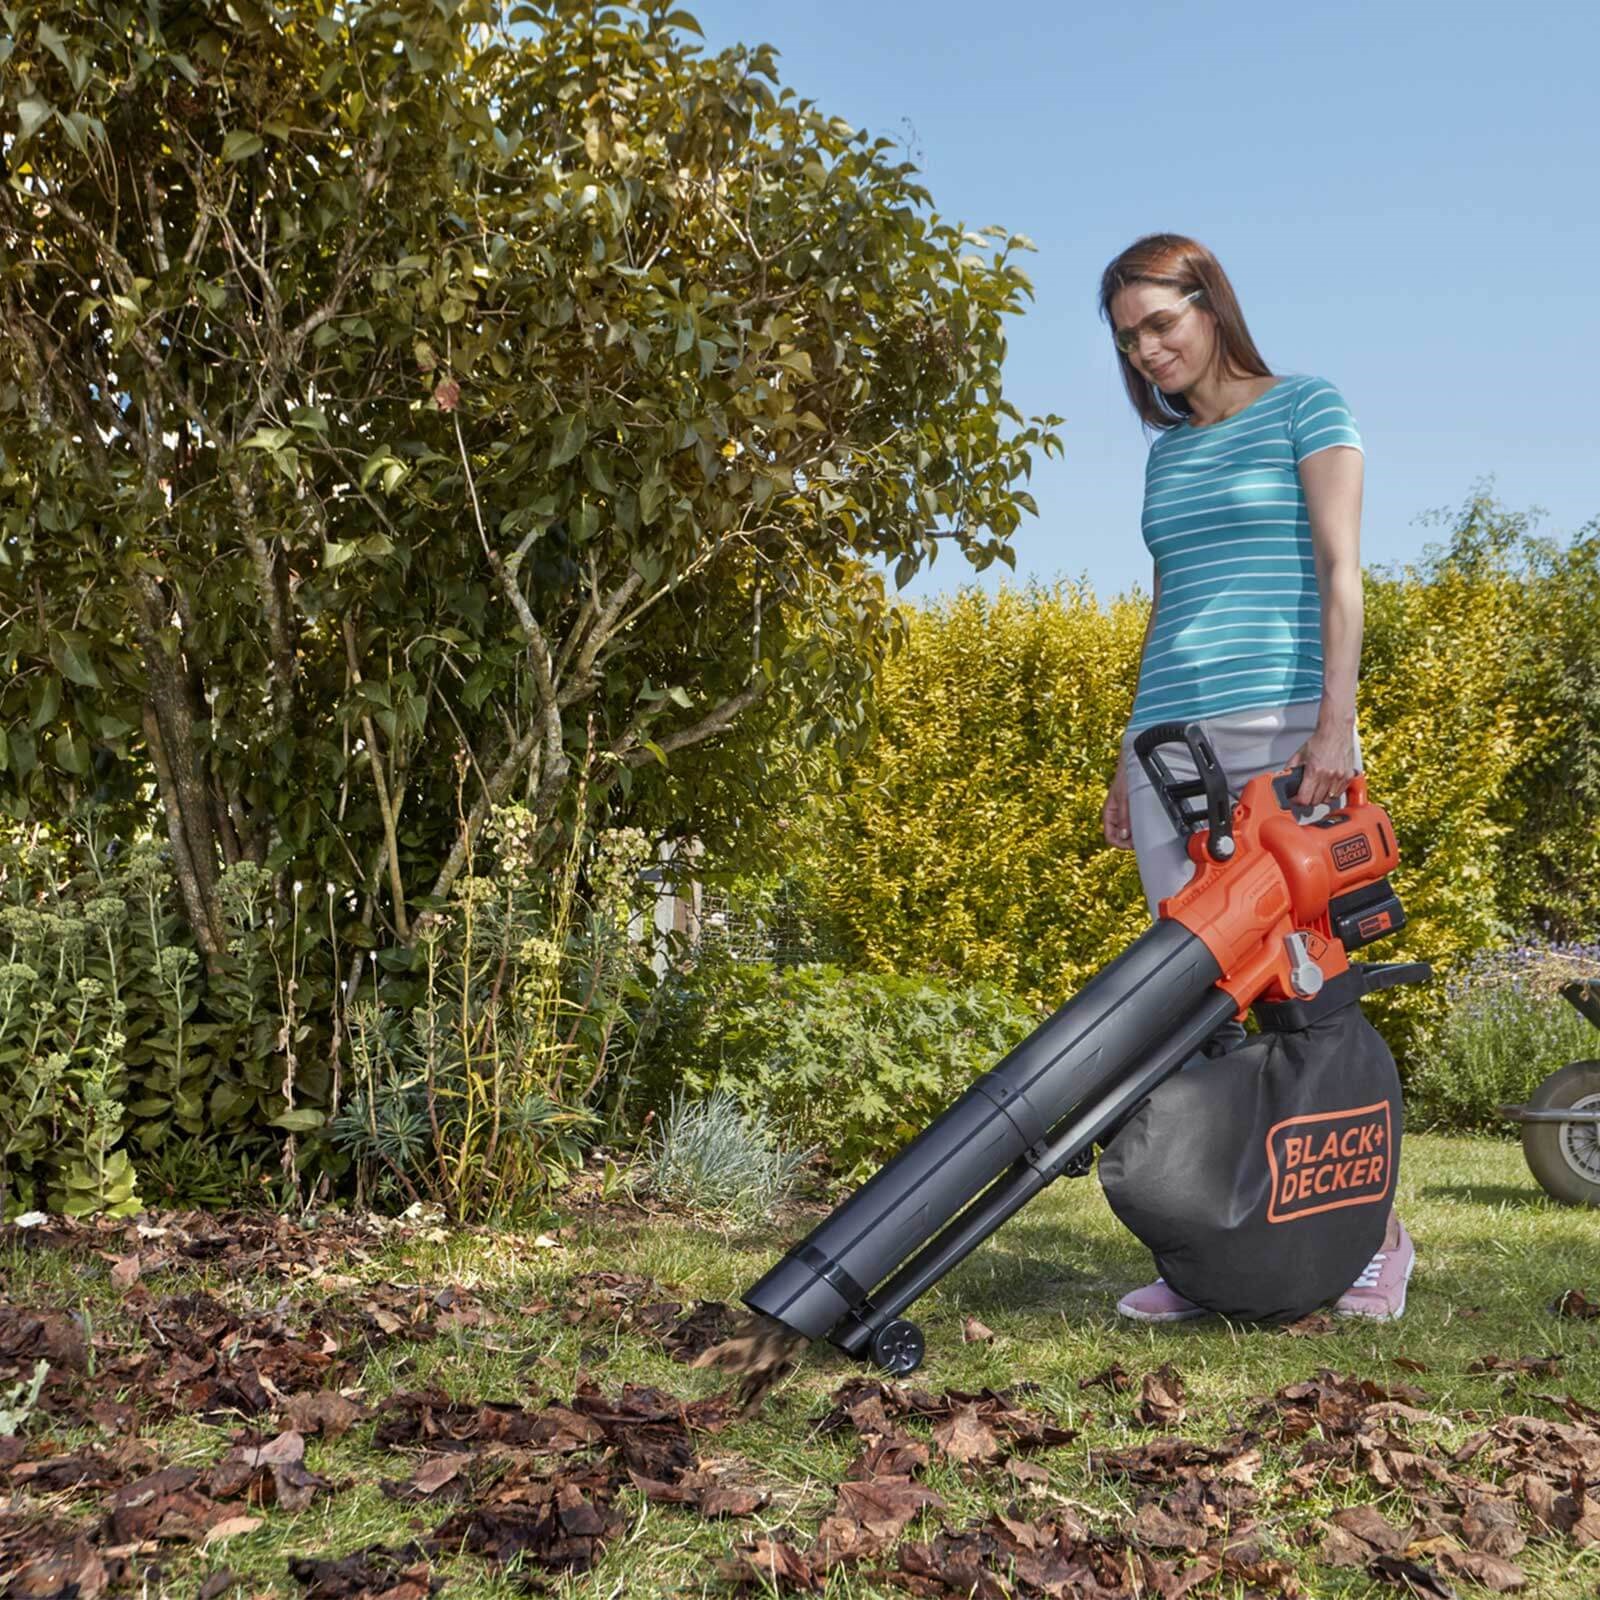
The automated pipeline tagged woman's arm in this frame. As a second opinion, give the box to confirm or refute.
[1293,445,1364,806]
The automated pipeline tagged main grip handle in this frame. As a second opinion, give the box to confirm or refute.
[1131,721,1234,862]
[1271,767,1310,809]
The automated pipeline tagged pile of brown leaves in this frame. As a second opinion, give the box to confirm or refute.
[717,1356,1600,1598]
[559,1268,740,1362]
[0,1371,767,1597]
[414,1380,768,1582]
[6,1211,1600,1598]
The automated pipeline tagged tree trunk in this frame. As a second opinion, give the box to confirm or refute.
[135,580,228,966]
[142,705,226,969]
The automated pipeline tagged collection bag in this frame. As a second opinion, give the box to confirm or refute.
[1097,999,1403,1322]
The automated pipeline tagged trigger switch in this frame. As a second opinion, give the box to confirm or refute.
[1284,933,1325,999]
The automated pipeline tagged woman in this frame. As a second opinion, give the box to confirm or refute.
[1096,233,1413,1323]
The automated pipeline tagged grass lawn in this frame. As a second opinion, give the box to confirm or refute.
[2,1131,1598,1598]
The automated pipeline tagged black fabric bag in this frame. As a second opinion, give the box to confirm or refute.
[1097,999,1402,1322]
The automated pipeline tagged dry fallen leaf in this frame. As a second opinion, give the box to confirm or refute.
[287,1541,442,1598]
[1079,1362,1133,1394]
[847,1431,929,1481]
[1461,1498,1526,1558]
[1369,1552,1457,1597]
[716,1537,822,1594]
[1330,1504,1408,1557]
[281,1391,366,1439]
[1129,1499,1209,1553]
[1433,1546,1527,1592]
[1282,1311,1336,1336]
[202,1513,264,1547]
[1134,1363,1187,1428]
[823,1476,943,1549]
[1467,1354,1562,1377]
[930,1405,1004,1466]
[1552,1288,1600,1319]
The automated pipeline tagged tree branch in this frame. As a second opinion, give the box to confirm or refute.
[617,680,768,767]
[425,724,542,909]
[452,408,568,794]
[343,615,410,939]
[227,468,296,727]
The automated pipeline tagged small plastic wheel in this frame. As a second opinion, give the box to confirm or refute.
[1521,1060,1600,1207]
[870,1318,925,1376]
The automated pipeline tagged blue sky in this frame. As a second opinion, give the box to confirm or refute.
[687,0,1600,601]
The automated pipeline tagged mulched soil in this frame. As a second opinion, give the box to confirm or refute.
[2,1211,1598,1596]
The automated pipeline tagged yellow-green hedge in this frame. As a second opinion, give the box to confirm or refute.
[787,580,1149,1004]
[781,503,1600,1076]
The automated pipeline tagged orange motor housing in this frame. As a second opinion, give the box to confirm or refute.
[1159,771,1402,1018]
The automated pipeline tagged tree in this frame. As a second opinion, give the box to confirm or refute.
[0,0,1059,991]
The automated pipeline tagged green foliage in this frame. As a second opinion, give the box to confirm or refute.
[0,1,1055,1212]
[1,802,666,1221]
[643,946,1040,1180]
[646,1089,808,1225]
[1406,939,1600,1134]
[1,840,147,1216]
[0,0,1057,983]
[1357,495,1600,1058]
[1489,520,1600,936]
[135,1137,267,1212]
[0,826,333,1216]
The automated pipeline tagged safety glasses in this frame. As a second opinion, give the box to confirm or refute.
[1113,289,1204,357]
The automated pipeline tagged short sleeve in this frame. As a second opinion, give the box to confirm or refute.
[1290,377,1363,463]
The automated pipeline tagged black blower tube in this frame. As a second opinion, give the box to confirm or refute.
[744,919,1232,1345]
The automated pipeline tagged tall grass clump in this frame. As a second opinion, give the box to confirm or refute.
[647,1090,810,1226]
[1408,937,1600,1132]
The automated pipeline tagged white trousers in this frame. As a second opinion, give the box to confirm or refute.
[1121,700,1365,921]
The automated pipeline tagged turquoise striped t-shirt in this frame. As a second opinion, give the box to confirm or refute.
[1128,374,1362,732]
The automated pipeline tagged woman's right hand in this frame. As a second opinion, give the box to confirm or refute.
[1102,758,1134,850]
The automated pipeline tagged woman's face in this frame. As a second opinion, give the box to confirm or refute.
[1109,283,1216,393]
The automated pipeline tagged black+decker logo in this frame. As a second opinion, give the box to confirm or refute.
[1331,835,1373,873]
[1265,1102,1392,1223]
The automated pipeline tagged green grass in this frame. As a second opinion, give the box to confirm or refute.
[3,1132,1600,1598]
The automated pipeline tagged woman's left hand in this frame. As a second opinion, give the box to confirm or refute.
[1287,722,1357,808]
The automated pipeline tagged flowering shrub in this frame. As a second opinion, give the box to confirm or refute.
[2,841,170,1216]
[1406,936,1600,1132]
[328,813,663,1219]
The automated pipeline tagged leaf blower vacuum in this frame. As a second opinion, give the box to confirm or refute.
[735,722,1430,1375]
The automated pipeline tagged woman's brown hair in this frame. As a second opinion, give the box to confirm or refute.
[1099,234,1272,429]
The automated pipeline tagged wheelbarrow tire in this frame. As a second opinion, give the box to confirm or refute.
[1521,1060,1600,1208]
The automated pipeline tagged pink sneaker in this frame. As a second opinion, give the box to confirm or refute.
[1116,1277,1207,1323]
[1334,1222,1416,1321]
